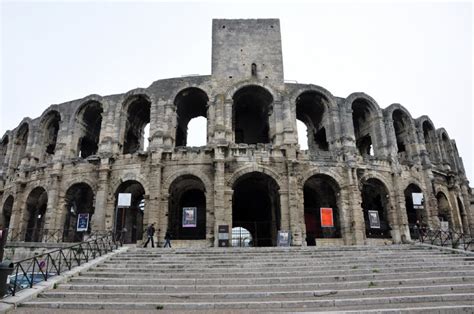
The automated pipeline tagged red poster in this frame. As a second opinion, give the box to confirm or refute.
[320,208,334,227]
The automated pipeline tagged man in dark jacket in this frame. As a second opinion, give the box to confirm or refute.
[164,230,172,248]
[143,223,155,248]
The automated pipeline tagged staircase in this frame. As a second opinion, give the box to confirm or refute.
[19,245,474,312]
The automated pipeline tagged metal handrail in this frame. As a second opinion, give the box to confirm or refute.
[5,231,120,297]
[418,227,473,251]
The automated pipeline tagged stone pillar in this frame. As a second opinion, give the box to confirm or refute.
[348,168,365,245]
[145,152,162,229]
[43,173,61,242]
[92,158,111,232]
[282,99,296,145]
[286,161,302,246]
[390,173,408,243]
[213,147,227,247]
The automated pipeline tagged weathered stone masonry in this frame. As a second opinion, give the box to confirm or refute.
[0,19,472,247]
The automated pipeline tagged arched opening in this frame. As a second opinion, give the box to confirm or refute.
[422,121,437,162]
[186,117,207,147]
[232,227,253,247]
[352,99,375,156]
[404,184,423,239]
[361,179,392,238]
[303,174,341,246]
[232,172,280,246]
[123,95,151,154]
[14,123,29,168]
[392,109,410,155]
[297,119,309,150]
[175,88,208,147]
[233,86,272,144]
[457,197,467,233]
[24,187,48,242]
[62,183,95,242]
[114,180,145,244]
[296,91,329,153]
[436,192,452,228]
[168,175,206,240]
[42,111,61,158]
[441,133,453,167]
[76,101,103,158]
[0,135,9,167]
[2,196,13,229]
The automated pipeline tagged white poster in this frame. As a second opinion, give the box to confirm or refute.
[412,193,424,209]
[118,193,132,208]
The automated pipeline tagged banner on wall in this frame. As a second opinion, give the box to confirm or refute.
[76,213,90,232]
[412,193,424,209]
[182,207,197,227]
[368,210,381,229]
[320,208,334,227]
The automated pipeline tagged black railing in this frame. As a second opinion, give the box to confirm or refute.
[418,227,473,251]
[7,228,111,243]
[5,231,120,297]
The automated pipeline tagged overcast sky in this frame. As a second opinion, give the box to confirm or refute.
[1,1,472,183]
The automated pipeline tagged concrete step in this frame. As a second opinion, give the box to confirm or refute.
[40,283,474,301]
[60,276,474,292]
[20,292,474,310]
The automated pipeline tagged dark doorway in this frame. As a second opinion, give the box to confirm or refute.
[174,88,208,147]
[233,86,272,144]
[361,179,392,238]
[232,172,280,246]
[114,181,145,244]
[436,192,452,228]
[123,95,151,154]
[404,184,423,239]
[63,183,95,242]
[296,91,329,152]
[303,175,341,246]
[24,187,48,242]
[168,175,206,240]
[76,101,103,158]
[2,196,13,229]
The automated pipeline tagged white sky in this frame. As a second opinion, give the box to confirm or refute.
[1,1,472,183]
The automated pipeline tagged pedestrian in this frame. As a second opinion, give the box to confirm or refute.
[143,223,155,248]
[163,230,172,248]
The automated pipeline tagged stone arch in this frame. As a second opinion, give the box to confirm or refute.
[346,93,383,157]
[173,87,209,147]
[437,128,454,168]
[23,186,48,242]
[225,81,280,103]
[456,196,468,233]
[163,169,213,196]
[110,174,149,199]
[62,182,95,242]
[227,165,282,190]
[120,94,152,154]
[114,180,146,244]
[232,85,273,144]
[1,195,14,229]
[231,171,281,246]
[167,174,207,240]
[298,168,344,190]
[74,99,104,158]
[302,173,342,245]
[12,122,30,168]
[289,85,337,112]
[417,116,438,162]
[0,133,10,168]
[436,190,453,228]
[38,109,61,160]
[360,177,393,239]
[403,183,424,238]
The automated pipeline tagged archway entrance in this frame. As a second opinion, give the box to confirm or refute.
[24,187,48,242]
[114,181,145,244]
[436,192,452,229]
[232,172,280,247]
[168,175,206,240]
[361,179,392,238]
[63,183,95,242]
[303,175,341,246]
[2,196,13,230]
[404,184,423,239]
[232,227,253,247]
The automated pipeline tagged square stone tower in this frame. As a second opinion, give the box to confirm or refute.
[211,19,284,85]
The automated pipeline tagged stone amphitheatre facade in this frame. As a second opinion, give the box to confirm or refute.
[0,19,471,247]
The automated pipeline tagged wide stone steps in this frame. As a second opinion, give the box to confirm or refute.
[19,245,474,312]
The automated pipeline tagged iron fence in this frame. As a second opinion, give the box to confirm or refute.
[418,227,473,251]
[5,231,120,297]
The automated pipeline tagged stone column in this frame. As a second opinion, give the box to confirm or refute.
[43,172,61,242]
[213,147,227,247]
[286,161,302,246]
[145,152,162,229]
[92,158,111,232]
[348,168,365,245]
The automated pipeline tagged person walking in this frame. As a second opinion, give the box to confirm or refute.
[143,223,155,248]
[163,230,172,248]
